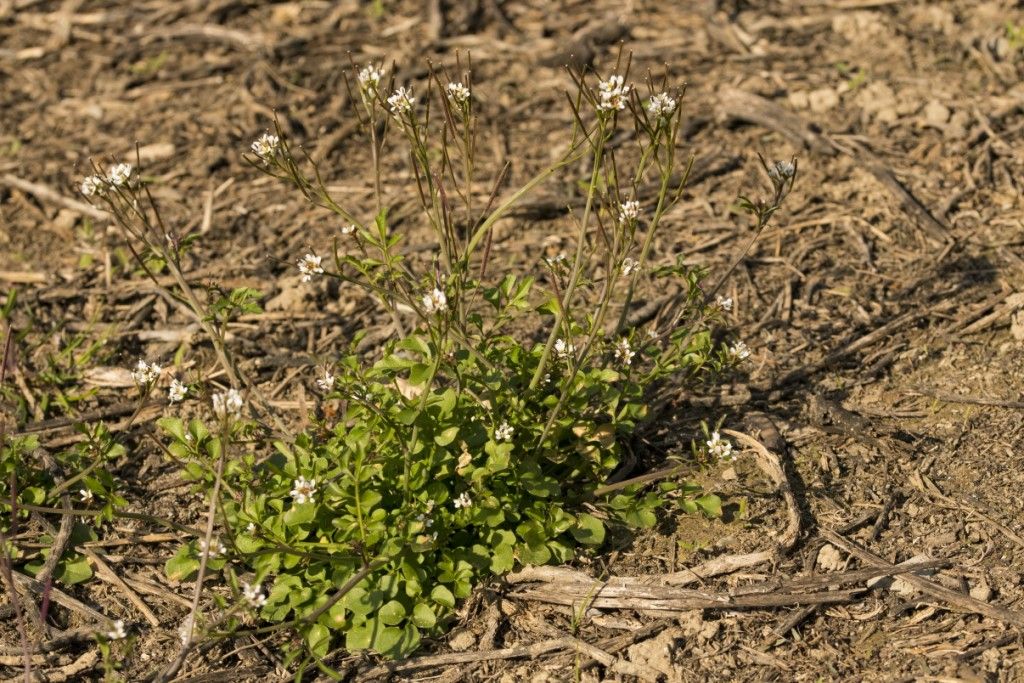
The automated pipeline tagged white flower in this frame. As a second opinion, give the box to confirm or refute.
[614,338,635,366]
[316,370,335,392]
[453,492,472,510]
[81,175,105,197]
[250,132,280,157]
[706,431,734,462]
[103,619,127,641]
[716,295,733,312]
[168,379,188,403]
[422,287,447,313]
[297,253,324,282]
[619,200,641,223]
[647,92,677,118]
[291,476,317,505]
[620,257,640,276]
[79,488,93,503]
[446,81,470,105]
[212,388,243,420]
[107,163,133,187]
[387,86,414,115]
[596,74,631,112]
[130,359,161,385]
[246,522,256,534]
[544,252,568,268]
[340,223,356,235]
[494,421,514,442]
[554,338,575,360]
[241,581,267,608]
[729,340,750,361]
[358,64,383,93]
[415,511,434,529]
[198,537,226,558]
[768,160,795,183]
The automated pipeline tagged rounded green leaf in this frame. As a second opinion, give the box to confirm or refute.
[378,599,406,626]
[412,602,436,629]
[430,585,455,609]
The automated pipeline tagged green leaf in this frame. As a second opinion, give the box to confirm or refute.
[430,585,455,609]
[165,546,200,582]
[412,602,436,629]
[56,554,93,585]
[434,426,459,447]
[694,494,723,519]
[305,623,331,658]
[570,513,606,547]
[343,586,383,617]
[489,542,514,574]
[157,416,187,443]
[345,617,378,651]
[378,599,406,626]
[283,502,316,527]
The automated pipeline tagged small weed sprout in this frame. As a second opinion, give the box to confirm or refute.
[74,51,795,666]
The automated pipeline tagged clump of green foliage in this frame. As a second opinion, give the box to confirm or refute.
[71,52,793,672]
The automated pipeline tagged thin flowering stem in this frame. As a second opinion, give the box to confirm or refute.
[615,132,694,334]
[153,424,229,683]
[529,123,608,389]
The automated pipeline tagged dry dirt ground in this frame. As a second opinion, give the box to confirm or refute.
[3,0,1024,681]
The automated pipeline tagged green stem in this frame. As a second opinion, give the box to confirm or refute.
[529,129,607,390]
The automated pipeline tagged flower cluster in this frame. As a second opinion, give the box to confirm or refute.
[198,537,226,558]
[729,340,750,361]
[614,338,635,366]
[619,200,641,223]
[82,163,134,197]
[316,369,335,392]
[422,287,447,313]
[108,163,133,188]
[358,64,383,94]
[242,581,267,608]
[80,175,105,197]
[250,133,280,158]
[297,253,324,282]
[554,338,575,360]
[716,295,733,312]
[494,421,514,442]
[453,492,472,509]
[103,619,127,641]
[212,388,243,420]
[647,92,678,118]
[706,431,734,462]
[291,476,316,504]
[387,86,414,115]
[620,257,640,277]
[131,359,161,385]
[168,378,188,403]
[597,74,630,112]
[446,81,470,106]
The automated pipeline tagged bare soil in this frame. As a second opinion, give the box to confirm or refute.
[3,1,1024,681]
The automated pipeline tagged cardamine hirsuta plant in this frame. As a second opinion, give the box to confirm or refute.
[76,53,794,670]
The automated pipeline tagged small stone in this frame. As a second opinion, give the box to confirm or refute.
[970,582,993,602]
[788,91,809,109]
[448,629,476,652]
[720,466,738,481]
[808,87,839,113]
[922,100,951,127]
[817,543,845,572]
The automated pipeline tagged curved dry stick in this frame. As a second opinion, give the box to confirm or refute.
[654,429,801,587]
[722,428,801,551]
